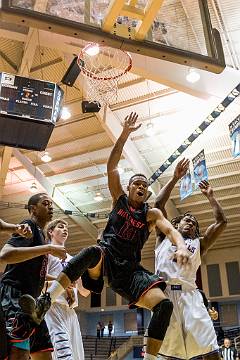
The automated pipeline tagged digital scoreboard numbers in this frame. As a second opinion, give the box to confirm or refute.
[0,72,56,122]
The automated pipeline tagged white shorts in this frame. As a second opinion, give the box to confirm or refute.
[159,285,219,359]
[45,302,84,360]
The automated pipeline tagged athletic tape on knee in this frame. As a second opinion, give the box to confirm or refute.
[148,299,173,341]
[62,245,102,282]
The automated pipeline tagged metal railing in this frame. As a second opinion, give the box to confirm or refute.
[108,336,143,360]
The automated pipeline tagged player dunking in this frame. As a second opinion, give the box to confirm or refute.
[20,112,191,360]
[154,159,227,360]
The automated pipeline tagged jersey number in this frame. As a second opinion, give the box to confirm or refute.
[118,221,137,241]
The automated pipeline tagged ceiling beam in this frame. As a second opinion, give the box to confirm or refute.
[171,181,240,200]
[192,204,240,216]
[12,149,97,240]
[177,193,240,209]
[0,28,27,42]
[110,88,177,111]
[134,0,164,41]
[0,49,18,71]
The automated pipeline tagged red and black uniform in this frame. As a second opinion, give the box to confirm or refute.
[100,194,165,305]
[0,219,53,354]
[0,301,8,360]
[72,194,165,307]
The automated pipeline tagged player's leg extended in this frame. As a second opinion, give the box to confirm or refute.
[136,287,173,359]
[20,246,103,324]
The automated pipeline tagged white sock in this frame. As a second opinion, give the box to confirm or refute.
[47,281,65,302]
[143,354,157,360]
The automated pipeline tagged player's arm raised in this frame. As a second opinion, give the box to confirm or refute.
[148,208,190,266]
[154,158,190,215]
[154,158,189,245]
[199,181,227,255]
[107,112,141,204]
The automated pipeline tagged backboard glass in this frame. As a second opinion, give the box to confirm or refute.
[1,0,225,73]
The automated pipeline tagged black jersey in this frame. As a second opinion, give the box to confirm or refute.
[99,194,150,262]
[0,219,48,298]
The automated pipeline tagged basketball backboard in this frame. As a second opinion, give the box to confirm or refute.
[1,0,225,73]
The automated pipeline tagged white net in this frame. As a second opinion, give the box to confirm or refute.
[78,45,132,105]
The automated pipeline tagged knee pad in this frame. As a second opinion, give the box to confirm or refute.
[63,245,102,282]
[148,299,173,341]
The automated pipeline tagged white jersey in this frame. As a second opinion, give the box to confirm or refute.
[155,237,219,359]
[155,237,201,289]
[47,253,78,308]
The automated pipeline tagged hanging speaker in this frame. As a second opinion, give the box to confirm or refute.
[61,56,81,87]
[82,101,101,113]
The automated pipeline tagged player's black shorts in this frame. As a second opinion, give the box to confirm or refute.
[81,245,166,308]
[0,303,8,360]
[0,284,53,353]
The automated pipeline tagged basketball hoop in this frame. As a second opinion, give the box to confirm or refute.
[77,43,132,105]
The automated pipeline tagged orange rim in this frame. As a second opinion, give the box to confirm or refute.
[77,44,132,81]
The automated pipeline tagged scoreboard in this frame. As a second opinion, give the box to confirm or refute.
[0,72,63,123]
[0,73,64,151]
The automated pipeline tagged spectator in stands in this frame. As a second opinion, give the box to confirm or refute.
[97,322,101,339]
[220,338,239,360]
[108,320,113,337]
[100,321,105,337]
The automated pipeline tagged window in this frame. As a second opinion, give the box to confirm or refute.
[121,297,129,305]
[106,287,116,306]
[219,304,238,327]
[207,264,222,297]
[225,262,240,295]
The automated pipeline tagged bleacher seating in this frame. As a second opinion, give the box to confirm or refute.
[82,335,130,359]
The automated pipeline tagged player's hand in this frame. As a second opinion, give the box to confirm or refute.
[16,223,32,238]
[66,287,75,307]
[208,307,218,321]
[68,281,76,288]
[49,245,67,260]
[198,180,213,198]
[122,112,141,133]
[171,247,191,266]
[173,158,190,180]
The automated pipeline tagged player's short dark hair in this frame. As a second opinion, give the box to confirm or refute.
[27,193,48,213]
[171,212,200,237]
[128,173,148,185]
[46,218,68,241]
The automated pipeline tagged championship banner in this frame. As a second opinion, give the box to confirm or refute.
[180,170,193,200]
[192,150,208,187]
[229,115,240,158]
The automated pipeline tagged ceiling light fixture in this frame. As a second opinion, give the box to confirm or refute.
[60,107,71,120]
[186,68,200,83]
[41,151,52,163]
[30,181,38,193]
[85,43,100,57]
[93,192,103,202]
[146,122,155,137]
